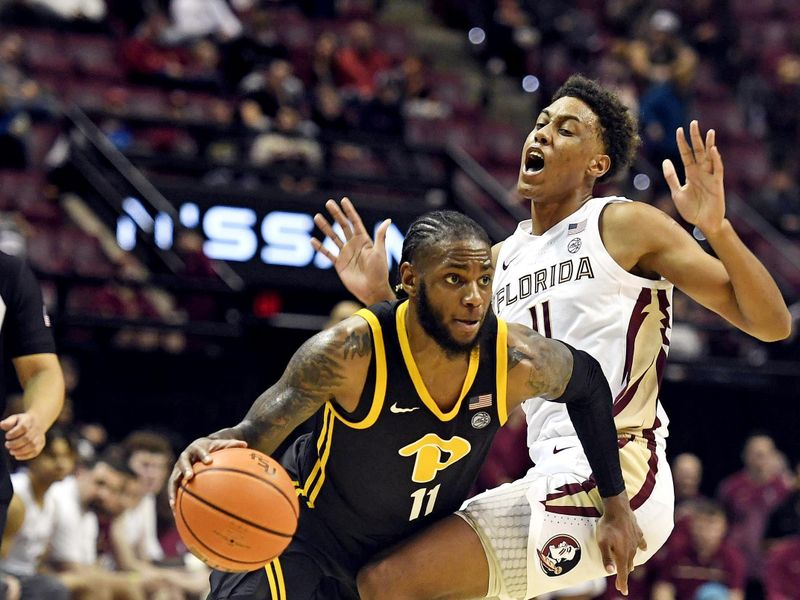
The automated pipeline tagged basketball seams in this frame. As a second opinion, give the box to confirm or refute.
[180,481,296,538]
[193,466,300,520]
[176,489,278,568]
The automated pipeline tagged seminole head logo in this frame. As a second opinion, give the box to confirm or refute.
[537,534,582,577]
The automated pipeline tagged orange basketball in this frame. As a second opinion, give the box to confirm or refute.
[173,447,299,572]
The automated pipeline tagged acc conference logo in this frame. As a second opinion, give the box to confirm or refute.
[537,534,582,577]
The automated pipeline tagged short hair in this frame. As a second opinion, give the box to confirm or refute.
[399,210,490,267]
[691,499,727,520]
[552,74,640,182]
[97,445,138,479]
[43,425,74,454]
[122,430,173,462]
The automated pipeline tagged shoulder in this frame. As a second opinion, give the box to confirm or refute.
[600,201,684,268]
[285,314,374,390]
[601,200,673,233]
[491,242,504,267]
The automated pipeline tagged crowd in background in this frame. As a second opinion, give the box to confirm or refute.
[0,1,798,598]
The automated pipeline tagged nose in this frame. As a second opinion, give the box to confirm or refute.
[534,124,550,146]
[462,281,482,308]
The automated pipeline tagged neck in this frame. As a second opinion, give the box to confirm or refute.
[29,475,51,503]
[528,189,594,235]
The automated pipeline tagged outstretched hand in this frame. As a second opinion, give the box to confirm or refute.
[662,120,726,237]
[311,198,395,305]
[596,493,647,596]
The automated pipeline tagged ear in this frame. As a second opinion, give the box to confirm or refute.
[588,154,611,179]
[399,262,417,297]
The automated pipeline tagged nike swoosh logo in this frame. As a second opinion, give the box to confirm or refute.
[390,403,420,414]
[501,254,519,270]
[552,446,575,454]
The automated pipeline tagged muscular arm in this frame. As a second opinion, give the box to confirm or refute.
[211,317,373,455]
[602,201,791,341]
[505,324,624,498]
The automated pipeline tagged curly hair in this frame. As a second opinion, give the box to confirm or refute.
[552,74,640,183]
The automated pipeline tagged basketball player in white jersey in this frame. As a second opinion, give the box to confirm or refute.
[311,75,791,599]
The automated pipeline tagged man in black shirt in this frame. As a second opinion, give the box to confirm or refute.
[0,251,65,535]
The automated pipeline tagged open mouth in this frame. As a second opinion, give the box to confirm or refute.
[524,148,545,174]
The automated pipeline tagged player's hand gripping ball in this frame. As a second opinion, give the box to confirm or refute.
[172,447,299,572]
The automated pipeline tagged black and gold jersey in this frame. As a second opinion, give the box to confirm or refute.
[286,299,509,567]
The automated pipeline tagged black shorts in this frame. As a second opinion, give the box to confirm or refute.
[208,502,359,600]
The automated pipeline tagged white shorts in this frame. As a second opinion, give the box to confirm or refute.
[458,435,674,600]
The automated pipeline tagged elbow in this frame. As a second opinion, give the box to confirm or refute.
[756,309,793,342]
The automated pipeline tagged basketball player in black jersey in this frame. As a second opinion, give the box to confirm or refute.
[169,211,643,599]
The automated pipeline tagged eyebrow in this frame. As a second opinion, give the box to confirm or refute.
[540,109,582,124]
[442,260,493,270]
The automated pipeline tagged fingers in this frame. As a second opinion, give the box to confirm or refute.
[169,439,247,508]
[0,415,16,432]
[638,525,648,552]
[711,145,724,178]
[662,159,680,195]
[314,213,344,250]
[374,218,391,250]
[689,119,706,164]
[310,237,338,263]
[325,199,355,240]
[340,197,367,235]
[675,126,694,168]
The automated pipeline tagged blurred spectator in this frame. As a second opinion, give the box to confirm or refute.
[358,73,404,136]
[250,105,322,193]
[121,12,190,85]
[334,20,391,98]
[0,34,42,108]
[765,458,800,543]
[219,10,288,90]
[764,536,800,600]
[620,9,697,173]
[0,85,30,169]
[324,300,361,329]
[717,433,793,588]
[47,450,147,599]
[312,84,351,133]
[239,59,305,128]
[113,430,209,597]
[311,31,340,87]
[673,452,706,514]
[6,0,106,24]
[762,54,800,168]
[164,0,242,44]
[749,165,800,239]
[0,427,73,599]
[651,500,746,600]
[679,0,740,84]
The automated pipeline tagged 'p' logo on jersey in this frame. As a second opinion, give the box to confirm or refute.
[398,434,471,483]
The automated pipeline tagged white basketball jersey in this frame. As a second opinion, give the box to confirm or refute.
[493,197,672,456]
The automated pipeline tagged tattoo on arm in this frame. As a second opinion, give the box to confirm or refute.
[343,330,371,359]
[508,328,572,400]
[233,325,370,454]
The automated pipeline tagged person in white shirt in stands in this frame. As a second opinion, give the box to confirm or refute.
[112,430,209,598]
[48,449,147,600]
[0,427,72,600]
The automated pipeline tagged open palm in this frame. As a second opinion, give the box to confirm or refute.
[662,120,726,236]
[311,198,393,305]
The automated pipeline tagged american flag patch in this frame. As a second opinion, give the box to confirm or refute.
[42,306,51,328]
[468,393,492,410]
[567,220,586,236]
